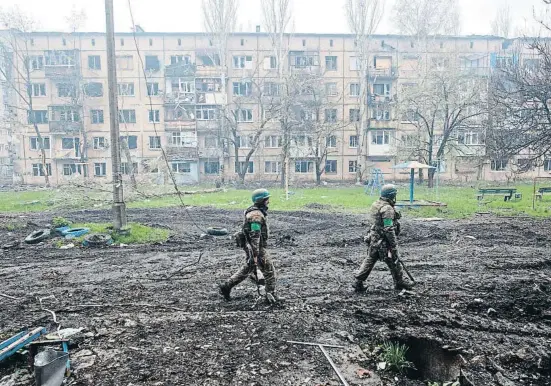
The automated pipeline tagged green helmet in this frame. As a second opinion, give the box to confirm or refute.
[381,184,398,199]
[252,188,270,204]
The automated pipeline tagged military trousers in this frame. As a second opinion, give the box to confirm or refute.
[226,249,276,294]
[355,245,407,287]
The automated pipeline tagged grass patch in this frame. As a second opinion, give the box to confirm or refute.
[72,222,170,245]
[379,341,414,374]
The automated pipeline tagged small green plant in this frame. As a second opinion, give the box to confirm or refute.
[379,341,414,374]
[52,217,71,228]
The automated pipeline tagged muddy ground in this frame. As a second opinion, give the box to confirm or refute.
[0,207,550,386]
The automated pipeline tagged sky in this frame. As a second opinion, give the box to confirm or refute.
[0,0,547,36]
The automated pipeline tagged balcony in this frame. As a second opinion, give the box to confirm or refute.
[165,146,199,161]
[49,120,82,134]
[165,121,196,132]
[44,65,80,80]
[164,92,196,105]
[165,63,196,78]
[368,67,397,79]
[196,92,227,105]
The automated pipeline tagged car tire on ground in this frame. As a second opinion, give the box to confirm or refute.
[82,234,113,248]
[24,229,51,244]
[206,227,228,236]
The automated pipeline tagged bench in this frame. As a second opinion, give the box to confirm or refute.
[535,187,551,201]
[477,188,521,202]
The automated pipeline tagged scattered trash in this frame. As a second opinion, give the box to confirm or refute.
[465,235,477,240]
[45,328,83,340]
[356,367,371,378]
[34,348,68,386]
[82,234,113,248]
[206,227,228,236]
[59,243,74,250]
[0,327,46,362]
[487,308,497,315]
[377,361,387,370]
[24,229,51,245]
[2,240,21,249]
[63,228,90,239]
[53,226,70,236]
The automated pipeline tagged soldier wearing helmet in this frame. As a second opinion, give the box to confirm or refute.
[353,184,414,292]
[220,188,280,303]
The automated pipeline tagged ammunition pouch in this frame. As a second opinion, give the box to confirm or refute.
[234,231,246,248]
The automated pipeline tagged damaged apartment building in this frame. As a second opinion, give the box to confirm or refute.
[0,30,549,186]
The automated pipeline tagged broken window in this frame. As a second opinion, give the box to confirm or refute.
[170,55,191,65]
[147,82,159,96]
[88,55,101,70]
[325,160,337,174]
[117,83,135,96]
[263,82,280,96]
[32,110,45,123]
[91,109,104,124]
[371,130,390,145]
[233,82,252,96]
[28,56,44,70]
[233,55,253,69]
[32,163,52,177]
[290,52,319,68]
[325,83,338,96]
[195,78,221,92]
[236,161,254,174]
[370,105,391,121]
[264,135,282,148]
[115,55,133,70]
[491,159,508,171]
[145,55,160,71]
[349,109,360,122]
[120,135,138,149]
[58,110,80,122]
[373,83,391,96]
[93,137,106,149]
[166,106,194,121]
[204,161,220,174]
[83,82,103,97]
[326,136,337,148]
[172,162,191,173]
[172,79,194,93]
[63,163,88,176]
[61,137,78,150]
[325,56,337,71]
[234,109,253,122]
[57,83,76,98]
[149,136,161,149]
[30,137,50,150]
[44,50,76,66]
[265,161,281,174]
[295,160,314,173]
[197,54,220,66]
[28,83,46,97]
[196,105,218,120]
[118,110,136,123]
[325,109,337,123]
[121,162,138,175]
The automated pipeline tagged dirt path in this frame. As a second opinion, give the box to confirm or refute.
[0,207,550,385]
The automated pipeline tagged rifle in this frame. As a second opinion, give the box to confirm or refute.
[244,240,265,286]
[391,250,415,283]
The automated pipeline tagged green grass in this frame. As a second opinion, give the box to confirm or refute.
[72,222,170,245]
[379,341,414,374]
[0,183,550,219]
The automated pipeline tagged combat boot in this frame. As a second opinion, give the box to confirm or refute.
[219,283,232,301]
[266,292,284,304]
[352,280,366,293]
[395,281,415,291]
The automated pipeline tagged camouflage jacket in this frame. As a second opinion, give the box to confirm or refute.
[242,206,269,256]
[368,198,400,250]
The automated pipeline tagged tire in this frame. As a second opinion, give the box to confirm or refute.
[24,229,51,245]
[82,234,113,248]
[206,227,228,236]
[62,228,90,239]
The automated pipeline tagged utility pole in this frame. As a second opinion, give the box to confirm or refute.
[105,0,127,230]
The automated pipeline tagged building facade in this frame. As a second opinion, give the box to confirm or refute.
[1,30,549,186]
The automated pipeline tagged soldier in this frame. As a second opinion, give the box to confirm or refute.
[353,184,414,292]
[219,188,280,304]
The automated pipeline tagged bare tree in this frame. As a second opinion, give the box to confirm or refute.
[0,8,50,185]
[345,0,385,184]
[201,0,238,183]
[261,0,293,193]
[491,2,512,38]
[393,0,461,37]
[398,58,487,187]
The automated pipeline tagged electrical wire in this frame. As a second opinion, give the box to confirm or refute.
[126,0,208,234]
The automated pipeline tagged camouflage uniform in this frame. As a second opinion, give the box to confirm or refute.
[355,197,411,289]
[225,205,277,294]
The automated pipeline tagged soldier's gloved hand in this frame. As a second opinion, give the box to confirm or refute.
[266,293,277,304]
[363,235,370,244]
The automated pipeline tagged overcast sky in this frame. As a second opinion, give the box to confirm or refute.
[0,0,547,36]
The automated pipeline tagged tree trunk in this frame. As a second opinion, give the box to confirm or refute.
[32,122,50,187]
[315,162,322,185]
[427,168,435,188]
[121,140,137,190]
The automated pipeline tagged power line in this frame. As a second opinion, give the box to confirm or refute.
[126,0,208,234]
